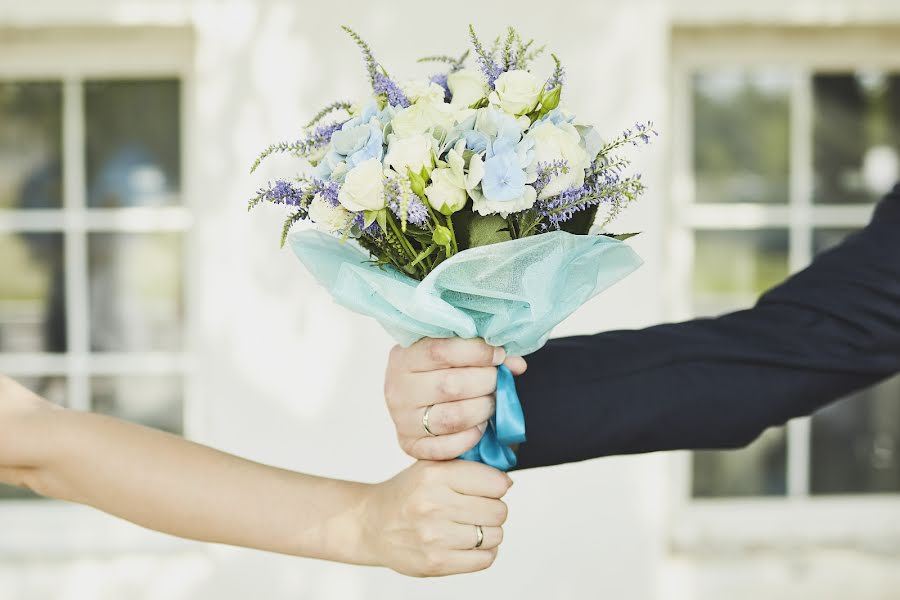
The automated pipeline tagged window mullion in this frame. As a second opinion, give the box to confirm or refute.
[62,76,90,412]
[786,69,814,499]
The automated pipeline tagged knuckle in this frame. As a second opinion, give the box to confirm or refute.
[478,343,495,365]
[496,502,509,525]
[435,404,465,433]
[496,527,505,546]
[418,524,442,546]
[382,379,398,408]
[427,339,448,366]
[423,552,446,576]
[388,344,402,365]
[437,372,460,400]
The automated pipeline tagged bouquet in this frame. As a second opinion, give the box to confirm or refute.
[250,26,655,470]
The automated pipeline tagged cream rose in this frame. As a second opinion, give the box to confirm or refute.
[489,69,544,116]
[425,168,467,215]
[308,196,352,233]
[401,79,447,104]
[525,120,591,199]
[391,100,457,138]
[448,69,488,108]
[337,159,386,212]
[384,134,434,176]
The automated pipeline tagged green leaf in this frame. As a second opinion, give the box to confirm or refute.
[465,215,513,248]
[410,243,439,268]
[363,209,379,228]
[559,205,598,235]
[375,209,387,233]
[432,225,453,247]
[601,232,641,241]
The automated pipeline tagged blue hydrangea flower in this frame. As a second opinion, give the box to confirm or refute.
[482,151,527,202]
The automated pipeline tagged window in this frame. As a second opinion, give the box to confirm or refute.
[0,32,191,507]
[669,28,900,545]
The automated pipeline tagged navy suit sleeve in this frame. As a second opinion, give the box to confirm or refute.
[513,184,900,470]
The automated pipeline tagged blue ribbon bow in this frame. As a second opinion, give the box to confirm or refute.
[458,364,526,471]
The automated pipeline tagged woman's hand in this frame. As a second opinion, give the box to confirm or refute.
[383,339,527,461]
[360,459,512,577]
[0,375,59,490]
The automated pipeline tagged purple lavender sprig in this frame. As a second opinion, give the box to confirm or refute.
[429,73,452,103]
[596,121,659,159]
[373,72,410,108]
[305,101,353,129]
[342,25,410,108]
[533,159,569,197]
[385,177,429,229]
[536,171,646,230]
[469,24,502,89]
[309,178,341,207]
[546,53,565,91]
[252,179,306,208]
[249,121,343,174]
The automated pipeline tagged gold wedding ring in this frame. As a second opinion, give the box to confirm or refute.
[422,404,438,437]
[474,525,484,549]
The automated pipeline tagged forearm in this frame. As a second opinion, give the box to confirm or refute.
[3,391,373,564]
[515,186,900,469]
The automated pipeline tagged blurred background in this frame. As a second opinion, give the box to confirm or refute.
[0,0,899,598]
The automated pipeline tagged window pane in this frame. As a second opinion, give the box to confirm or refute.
[0,81,62,210]
[811,376,900,495]
[693,69,791,204]
[0,376,67,501]
[692,230,790,317]
[691,230,789,497]
[810,228,900,494]
[88,233,183,352]
[91,376,183,435]
[813,72,900,204]
[693,428,787,497]
[85,79,180,208]
[0,233,66,352]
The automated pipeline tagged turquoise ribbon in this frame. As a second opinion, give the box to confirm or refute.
[458,365,526,471]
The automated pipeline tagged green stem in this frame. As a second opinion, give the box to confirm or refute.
[446,213,459,255]
[385,212,422,277]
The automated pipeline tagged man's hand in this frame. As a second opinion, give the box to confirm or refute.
[384,338,527,461]
[361,460,511,577]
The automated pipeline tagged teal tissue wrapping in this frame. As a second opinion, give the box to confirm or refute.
[288,228,643,471]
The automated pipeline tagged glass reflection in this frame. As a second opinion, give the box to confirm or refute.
[814,72,900,204]
[91,375,183,435]
[0,233,66,353]
[693,428,787,497]
[88,233,183,352]
[0,81,62,210]
[693,69,791,204]
[692,230,789,317]
[85,80,181,208]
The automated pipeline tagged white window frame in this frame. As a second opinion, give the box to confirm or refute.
[666,26,900,552]
[0,26,198,555]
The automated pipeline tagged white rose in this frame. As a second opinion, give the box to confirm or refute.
[525,121,591,199]
[384,134,434,176]
[338,159,385,212]
[448,69,488,108]
[308,196,352,233]
[425,168,467,215]
[488,69,544,116]
[391,100,457,138]
[401,79,447,104]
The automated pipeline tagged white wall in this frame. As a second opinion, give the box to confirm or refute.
[0,0,897,598]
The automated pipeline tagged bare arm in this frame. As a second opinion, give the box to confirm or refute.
[0,375,510,577]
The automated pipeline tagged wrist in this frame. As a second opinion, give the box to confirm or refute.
[344,481,383,568]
